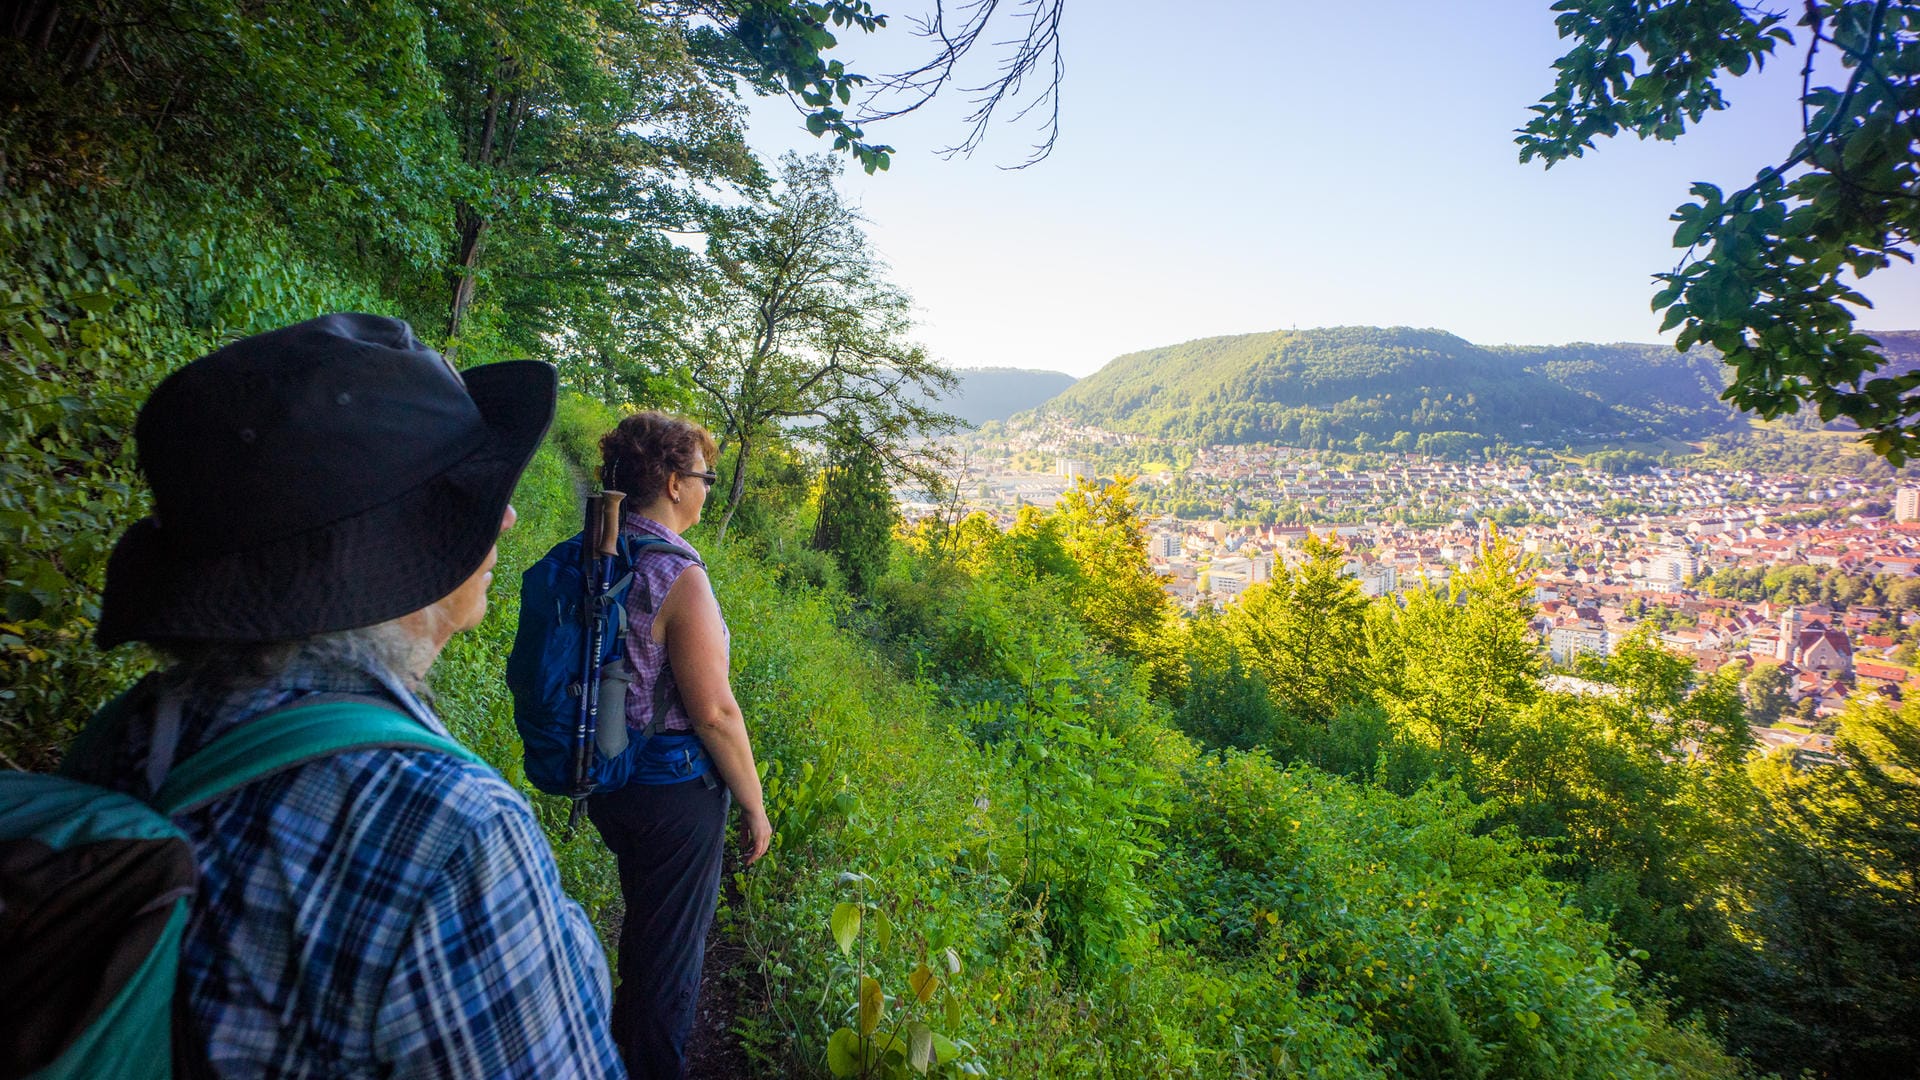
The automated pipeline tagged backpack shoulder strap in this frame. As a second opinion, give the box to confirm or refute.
[625,532,703,567]
[151,700,489,817]
[57,683,144,782]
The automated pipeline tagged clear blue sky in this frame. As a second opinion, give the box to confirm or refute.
[738,1,1920,378]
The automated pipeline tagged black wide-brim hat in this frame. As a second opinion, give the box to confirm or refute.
[97,314,557,648]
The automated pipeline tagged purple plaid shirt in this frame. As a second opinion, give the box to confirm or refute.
[618,514,715,736]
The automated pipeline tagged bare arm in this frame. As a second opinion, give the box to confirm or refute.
[656,565,770,863]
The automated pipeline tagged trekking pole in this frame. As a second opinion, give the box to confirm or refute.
[567,492,604,838]
[568,489,626,837]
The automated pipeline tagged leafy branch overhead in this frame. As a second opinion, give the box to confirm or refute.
[1520,0,1920,462]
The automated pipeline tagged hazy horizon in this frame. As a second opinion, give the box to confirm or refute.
[740,2,1920,378]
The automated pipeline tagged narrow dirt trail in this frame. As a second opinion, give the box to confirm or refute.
[682,924,751,1078]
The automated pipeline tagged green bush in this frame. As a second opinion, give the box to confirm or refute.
[1,186,390,770]
[1158,751,1739,1078]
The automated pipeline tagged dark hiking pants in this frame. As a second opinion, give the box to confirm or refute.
[588,776,729,1080]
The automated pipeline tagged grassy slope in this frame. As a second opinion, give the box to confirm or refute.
[434,403,1749,1078]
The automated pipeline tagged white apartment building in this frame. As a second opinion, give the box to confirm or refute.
[1898,486,1920,524]
[1550,623,1612,666]
[1205,570,1250,598]
[1357,564,1398,597]
[1645,551,1697,584]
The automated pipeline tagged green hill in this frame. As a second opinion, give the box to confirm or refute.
[1040,326,1757,451]
[938,366,1077,425]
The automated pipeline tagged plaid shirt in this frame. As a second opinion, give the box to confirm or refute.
[74,661,625,1079]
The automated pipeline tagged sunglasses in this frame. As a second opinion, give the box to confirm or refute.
[681,469,719,489]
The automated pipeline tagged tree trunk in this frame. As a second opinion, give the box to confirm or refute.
[714,432,752,544]
[445,207,488,354]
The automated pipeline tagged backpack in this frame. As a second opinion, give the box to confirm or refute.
[506,530,709,799]
[0,695,485,1080]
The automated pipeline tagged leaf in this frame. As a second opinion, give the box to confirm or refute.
[873,906,893,952]
[932,1032,965,1064]
[827,1027,861,1077]
[907,1021,934,1073]
[944,947,962,975]
[70,292,115,315]
[831,901,861,956]
[945,993,963,1030]
[859,975,885,1036]
[909,963,940,1003]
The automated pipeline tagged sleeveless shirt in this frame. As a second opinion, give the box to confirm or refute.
[618,513,716,736]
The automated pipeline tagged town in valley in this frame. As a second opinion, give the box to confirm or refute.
[908,416,1920,765]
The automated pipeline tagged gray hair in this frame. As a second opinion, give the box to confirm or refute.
[154,618,437,698]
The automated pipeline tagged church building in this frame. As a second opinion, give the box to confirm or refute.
[1774,607,1853,678]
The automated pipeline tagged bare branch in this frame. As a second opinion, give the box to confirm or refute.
[856,0,1067,168]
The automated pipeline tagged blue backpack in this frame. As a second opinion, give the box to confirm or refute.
[0,696,484,1080]
[506,530,711,798]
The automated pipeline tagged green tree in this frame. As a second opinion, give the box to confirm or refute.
[1746,662,1792,725]
[1522,0,1920,460]
[681,154,956,541]
[1367,533,1541,761]
[1724,695,1920,1075]
[1222,532,1368,722]
[1892,577,1920,612]
[1495,633,1755,1013]
[1172,611,1281,751]
[811,423,895,596]
[1050,476,1173,670]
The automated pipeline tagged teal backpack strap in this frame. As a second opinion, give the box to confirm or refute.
[152,700,490,817]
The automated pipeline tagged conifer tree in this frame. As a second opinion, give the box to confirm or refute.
[1726,694,1920,1074]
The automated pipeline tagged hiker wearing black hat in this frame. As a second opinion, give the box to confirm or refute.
[63,314,624,1077]
[584,411,770,1079]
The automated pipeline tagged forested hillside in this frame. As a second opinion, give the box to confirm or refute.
[1042,326,1775,451]
[937,367,1077,425]
[6,6,1919,1080]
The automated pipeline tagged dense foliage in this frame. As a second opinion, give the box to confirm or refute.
[1523,0,1920,462]
[6,4,1916,1078]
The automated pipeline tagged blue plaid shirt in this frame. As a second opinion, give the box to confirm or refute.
[74,662,625,1079]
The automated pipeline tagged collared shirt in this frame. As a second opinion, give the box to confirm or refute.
[71,660,625,1079]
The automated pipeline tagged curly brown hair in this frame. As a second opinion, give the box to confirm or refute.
[600,411,719,505]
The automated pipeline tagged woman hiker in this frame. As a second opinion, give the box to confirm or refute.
[587,411,772,1079]
[67,314,625,1077]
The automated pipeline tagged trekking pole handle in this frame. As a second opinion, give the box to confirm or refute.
[597,490,626,556]
[581,492,603,563]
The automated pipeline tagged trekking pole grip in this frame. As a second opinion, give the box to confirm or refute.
[597,490,625,556]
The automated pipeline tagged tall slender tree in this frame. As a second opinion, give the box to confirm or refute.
[680,153,955,542]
